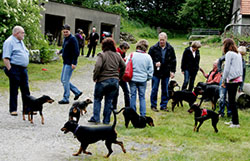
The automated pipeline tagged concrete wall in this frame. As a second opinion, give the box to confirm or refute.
[40,1,120,43]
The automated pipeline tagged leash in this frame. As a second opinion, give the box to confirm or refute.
[192,91,197,96]
[74,125,80,135]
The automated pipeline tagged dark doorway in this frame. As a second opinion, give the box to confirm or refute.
[75,19,92,42]
[45,14,65,46]
[100,23,115,42]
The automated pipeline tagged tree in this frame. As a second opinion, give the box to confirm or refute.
[178,0,233,30]
[126,0,186,29]
[0,0,53,62]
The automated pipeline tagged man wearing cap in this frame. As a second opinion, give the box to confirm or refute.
[58,24,82,104]
[2,26,30,116]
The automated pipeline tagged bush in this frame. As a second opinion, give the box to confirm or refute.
[138,27,158,39]
[0,0,50,58]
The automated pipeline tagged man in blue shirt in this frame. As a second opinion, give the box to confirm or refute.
[2,26,30,116]
[58,24,82,104]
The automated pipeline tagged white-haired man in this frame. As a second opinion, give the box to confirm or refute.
[2,26,30,116]
[86,27,99,57]
[149,32,176,112]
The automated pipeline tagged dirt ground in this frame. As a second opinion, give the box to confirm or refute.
[0,62,158,161]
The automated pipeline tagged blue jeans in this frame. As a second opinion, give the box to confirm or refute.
[61,64,81,102]
[182,70,197,91]
[112,79,130,109]
[4,65,30,112]
[129,81,147,116]
[150,76,169,109]
[90,78,119,124]
[218,80,231,117]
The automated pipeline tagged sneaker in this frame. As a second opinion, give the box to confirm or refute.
[58,100,69,104]
[224,121,233,125]
[10,111,18,116]
[229,124,240,128]
[88,119,99,124]
[151,107,159,112]
[74,92,82,100]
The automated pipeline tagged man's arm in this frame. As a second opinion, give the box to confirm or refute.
[3,58,11,70]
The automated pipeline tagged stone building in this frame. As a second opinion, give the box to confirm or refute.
[40,1,121,45]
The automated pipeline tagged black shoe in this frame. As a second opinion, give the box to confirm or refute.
[58,100,69,104]
[151,107,159,112]
[74,92,83,100]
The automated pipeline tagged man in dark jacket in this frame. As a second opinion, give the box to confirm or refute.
[181,41,201,91]
[58,24,82,104]
[149,32,176,112]
[86,27,99,57]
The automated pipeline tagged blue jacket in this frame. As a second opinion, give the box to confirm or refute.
[61,34,79,65]
[126,50,154,82]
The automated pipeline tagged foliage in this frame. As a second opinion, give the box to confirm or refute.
[54,0,128,18]
[178,0,233,30]
[125,0,186,29]
[0,0,52,62]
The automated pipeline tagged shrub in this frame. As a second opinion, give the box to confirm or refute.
[0,0,50,60]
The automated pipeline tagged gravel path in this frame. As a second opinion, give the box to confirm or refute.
[0,61,160,161]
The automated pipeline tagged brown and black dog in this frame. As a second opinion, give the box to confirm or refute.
[188,104,219,133]
[61,109,126,158]
[117,107,154,128]
[23,95,54,124]
[171,86,203,111]
[69,98,93,123]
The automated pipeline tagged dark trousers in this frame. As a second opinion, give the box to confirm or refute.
[112,80,130,109]
[227,83,240,124]
[4,65,30,113]
[182,70,197,91]
[86,44,96,57]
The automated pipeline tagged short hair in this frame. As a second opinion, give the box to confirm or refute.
[191,41,202,48]
[102,37,116,52]
[12,26,24,34]
[119,41,130,50]
[62,24,70,31]
[77,28,83,33]
[223,38,238,54]
[136,39,149,52]
[238,46,247,55]
[158,32,167,40]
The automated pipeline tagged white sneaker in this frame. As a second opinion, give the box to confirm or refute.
[224,121,233,125]
[229,124,240,128]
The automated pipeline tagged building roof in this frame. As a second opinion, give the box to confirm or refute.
[241,0,250,15]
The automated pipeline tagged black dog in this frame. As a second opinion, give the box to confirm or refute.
[196,82,220,111]
[236,93,250,109]
[23,95,54,124]
[61,110,126,158]
[168,80,180,99]
[188,104,219,133]
[69,98,93,123]
[171,86,203,111]
[117,107,154,128]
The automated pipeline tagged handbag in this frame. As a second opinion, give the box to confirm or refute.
[122,53,133,82]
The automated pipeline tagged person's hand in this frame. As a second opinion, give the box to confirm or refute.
[221,82,226,88]
[72,64,76,69]
[156,62,161,67]
[182,71,184,75]
[170,72,175,79]
[56,49,60,55]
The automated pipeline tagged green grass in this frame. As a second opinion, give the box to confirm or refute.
[0,51,96,92]
[1,23,250,160]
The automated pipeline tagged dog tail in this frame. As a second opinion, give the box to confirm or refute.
[112,109,117,129]
[112,107,126,129]
[115,107,125,114]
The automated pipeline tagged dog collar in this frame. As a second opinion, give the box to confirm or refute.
[201,109,208,116]
[74,125,80,135]
[192,91,196,96]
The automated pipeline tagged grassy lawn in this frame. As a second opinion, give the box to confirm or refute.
[0,36,250,160]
